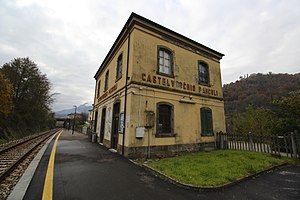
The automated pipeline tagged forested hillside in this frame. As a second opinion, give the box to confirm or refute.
[224,73,300,115]
[223,73,300,134]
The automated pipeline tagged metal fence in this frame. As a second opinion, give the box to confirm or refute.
[216,131,299,158]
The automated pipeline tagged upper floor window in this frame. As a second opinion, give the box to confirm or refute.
[200,107,213,136]
[156,102,174,135]
[198,61,209,85]
[104,70,109,91]
[116,54,122,80]
[158,47,173,76]
[97,80,101,98]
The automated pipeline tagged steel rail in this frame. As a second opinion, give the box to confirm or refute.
[0,129,58,183]
[0,130,52,154]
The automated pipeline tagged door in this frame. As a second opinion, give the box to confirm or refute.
[111,102,120,149]
[94,111,98,133]
[99,107,106,143]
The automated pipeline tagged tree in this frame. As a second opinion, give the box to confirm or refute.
[232,106,281,135]
[0,72,13,116]
[272,92,300,133]
[0,57,54,134]
[231,93,300,135]
[0,72,13,139]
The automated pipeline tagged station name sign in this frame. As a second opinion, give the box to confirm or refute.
[98,83,118,101]
[141,73,219,97]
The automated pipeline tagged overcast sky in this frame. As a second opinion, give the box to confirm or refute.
[0,0,299,111]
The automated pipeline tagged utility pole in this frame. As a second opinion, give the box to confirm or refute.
[72,105,77,135]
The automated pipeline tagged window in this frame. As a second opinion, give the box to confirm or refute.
[156,103,174,135]
[200,107,213,136]
[116,54,122,80]
[97,80,101,98]
[158,47,173,76]
[198,61,209,85]
[104,70,109,91]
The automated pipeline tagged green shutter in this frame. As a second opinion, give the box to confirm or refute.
[206,109,213,135]
[201,108,213,136]
[201,109,206,134]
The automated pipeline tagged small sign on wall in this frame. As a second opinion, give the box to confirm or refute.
[119,112,124,133]
[136,126,145,138]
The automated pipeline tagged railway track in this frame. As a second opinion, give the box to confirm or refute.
[0,129,59,183]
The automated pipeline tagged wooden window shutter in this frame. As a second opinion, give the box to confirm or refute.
[171,106,174,134]
[201,108,213,135]
[157,103,173,135]
[206,109,213,135]
[198,61,209,85]
[97,80,101,98]
[116,54,122,79]
[104,70,109,91]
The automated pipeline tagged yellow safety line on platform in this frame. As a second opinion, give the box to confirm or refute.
[42,130,63,200]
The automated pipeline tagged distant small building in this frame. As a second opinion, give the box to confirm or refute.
[55,118,66,128]
[92,13,225,158]
[88,109,93,122]
[67,113,83,120]
[86,109,94,130]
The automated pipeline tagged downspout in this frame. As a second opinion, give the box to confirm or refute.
[92,81,97,133]
[122,27,131,156]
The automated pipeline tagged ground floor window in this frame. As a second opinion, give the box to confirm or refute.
[201,107,213,136]
[156,102,173,135]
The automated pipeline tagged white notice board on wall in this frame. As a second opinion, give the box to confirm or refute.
[118,112,124,133]
[136,126,145,138]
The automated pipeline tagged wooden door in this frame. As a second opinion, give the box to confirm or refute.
[99,107,106,143]
[94,111,98,132]
[111,102,120,149]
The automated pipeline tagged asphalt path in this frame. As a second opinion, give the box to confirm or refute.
[24,130,300,200]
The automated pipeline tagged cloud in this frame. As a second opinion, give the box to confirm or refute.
[0,0,299,111]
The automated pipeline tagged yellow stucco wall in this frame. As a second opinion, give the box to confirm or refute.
[130,25,223,98]
[93,36,130,146]
[125,86,225,148]
[122,25,225,148]
[94,36,129,106]
[93,24,225,151]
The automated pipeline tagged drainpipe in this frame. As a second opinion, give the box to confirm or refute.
[122,27,131,156]
[92,78,97,134]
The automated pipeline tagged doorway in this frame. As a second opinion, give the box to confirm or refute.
[94,111,98,133]
[99,107,106,143]
[111,102,120,149]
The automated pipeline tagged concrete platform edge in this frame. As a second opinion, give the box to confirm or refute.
[7,132,58,200]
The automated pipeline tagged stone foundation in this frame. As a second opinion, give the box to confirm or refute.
[123,142,216,158]
[103,138,111,148]
[99,138,215,158]
[102,139,123,155]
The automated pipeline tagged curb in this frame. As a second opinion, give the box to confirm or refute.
[7,131,58,200]
[133,161,288,191]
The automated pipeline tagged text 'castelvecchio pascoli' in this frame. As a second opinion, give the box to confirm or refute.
[141,73,219,97]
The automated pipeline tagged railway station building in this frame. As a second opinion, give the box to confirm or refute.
[92,13,225,158]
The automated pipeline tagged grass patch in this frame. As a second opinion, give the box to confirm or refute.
[146,150,293,186]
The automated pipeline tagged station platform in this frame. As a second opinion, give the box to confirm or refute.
[16,129,299,200]
[22,129,200,200]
